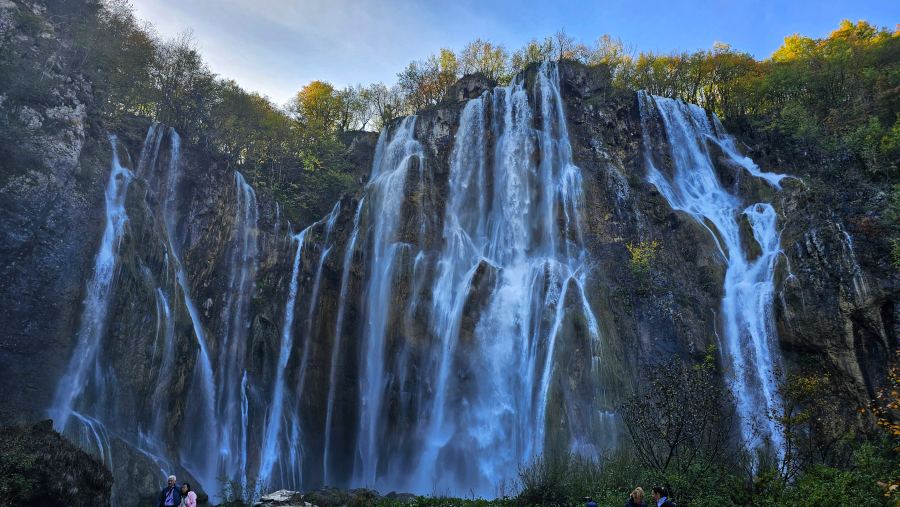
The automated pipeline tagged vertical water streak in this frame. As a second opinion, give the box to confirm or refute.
[216,171,259,484]
[50,134,133,432]
[296,203,341,401]
[355,117,424,486]
[163,130,219,496]
[637,92,786,454]
[150,288,176,442]
[240,370,250,494]
[836,223,869,300]
[258,227,309,486]
[275,203,340,488]
[323,198,365,484]
[407,62,600,495]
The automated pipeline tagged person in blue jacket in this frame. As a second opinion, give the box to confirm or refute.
[157,475,182,507]
[651,486,676,507]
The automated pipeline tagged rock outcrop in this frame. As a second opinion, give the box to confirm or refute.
[0,420,112,506]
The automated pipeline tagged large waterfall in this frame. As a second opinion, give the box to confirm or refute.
[324,62,607,495]
[49,134,133,445]
[46,63,793,502]
[638,92,787,453]
[49,125,264,501]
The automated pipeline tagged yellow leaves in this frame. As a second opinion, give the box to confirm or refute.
[771,34,816,62]
[771,20,894,64]
[293,80,347,135]
[828,19,886,44]
[626,240,660,282]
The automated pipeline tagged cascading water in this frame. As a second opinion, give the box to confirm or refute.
[354,116,425,487]
[51,124,268,502]
[258,228,308,489]
[43,63,802,502]
[50,134,133,433]
[638,92,787,453]
[344,62,603,496]
[323,197,365,485]
[216,171,259,490]
[259,203,340,491]
[416,62,601,494]
[162,130,219,495]
[48,128,182,500]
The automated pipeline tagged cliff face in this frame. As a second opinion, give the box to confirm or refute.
[0,1,896,502]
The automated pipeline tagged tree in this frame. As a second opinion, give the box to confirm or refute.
[150,32,216,140]
[81,0,158,119]
[458,38,509,82]
[335,85,372,132]
[291,80,343,135]
[397,48,460,111]
[363,83,406,129]
[620,351,738,500]
[771,373,858,483]
[589,34,634,80]
[511,38,552,71]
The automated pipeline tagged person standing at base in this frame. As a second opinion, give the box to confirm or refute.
[179,482,197,507]
[626,486,647,506]
[651,486,675,507]
[157,475,182,507]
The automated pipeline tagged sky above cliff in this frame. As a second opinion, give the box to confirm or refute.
[131,0,898,105]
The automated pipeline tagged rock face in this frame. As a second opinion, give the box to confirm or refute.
[0,0,102,427]
[0,1,897,503]
[0,420,113,506]
[254,489,314,507]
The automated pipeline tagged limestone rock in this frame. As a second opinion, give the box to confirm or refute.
[254,489,314,507]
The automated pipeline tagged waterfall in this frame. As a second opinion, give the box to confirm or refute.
[296,204,341,406]
[323,198,365,485]
[157,129,220,495]
[355,116,424,487]
[50,134,133,432]
[150,287,176,443]
[258,228,309,488]
[638,92,786,454]
[216,171,259,488]
[344,62,602,496]
[41,63,803,500]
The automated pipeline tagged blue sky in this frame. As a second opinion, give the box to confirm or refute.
[131,0,898,105]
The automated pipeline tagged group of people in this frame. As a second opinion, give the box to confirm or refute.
[157,475,197,507]
[159,475,672,507]
[585,486,676,507]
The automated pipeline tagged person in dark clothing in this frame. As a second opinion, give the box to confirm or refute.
[583,496,599,507]
[626,486,647,506]
[651,486,675,507]
[157,475,182,507]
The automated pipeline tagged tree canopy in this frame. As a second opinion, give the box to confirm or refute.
[10,1,895,227]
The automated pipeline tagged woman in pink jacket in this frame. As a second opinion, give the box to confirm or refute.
[179,483,197,507]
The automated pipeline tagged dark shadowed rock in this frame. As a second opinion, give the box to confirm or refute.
[0,420,112,506]
[446,72,496,102]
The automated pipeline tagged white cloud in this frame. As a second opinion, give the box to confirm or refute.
[131,0,491,104]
